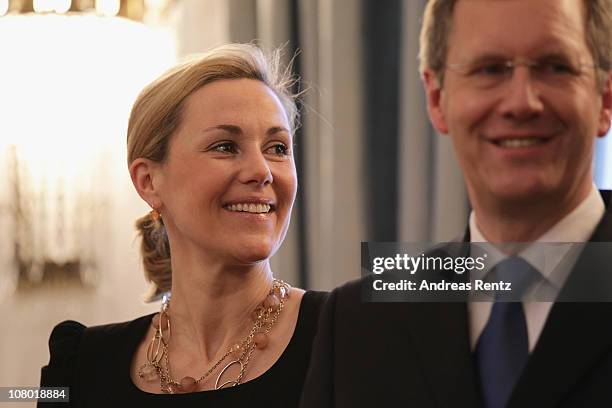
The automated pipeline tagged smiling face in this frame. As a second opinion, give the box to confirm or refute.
[152,78,297,265]
[424,0,612,212]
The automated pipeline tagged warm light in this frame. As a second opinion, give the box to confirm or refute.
[54,0,71,14]
[145,0,165,9]
[0,14,176,268]
[33,0,54,13]
[95,0,120,17]
[0,0,8,17]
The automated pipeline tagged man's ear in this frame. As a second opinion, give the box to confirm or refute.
[129,158,163,210]
[423,69,449,135]
[597,71,612,137]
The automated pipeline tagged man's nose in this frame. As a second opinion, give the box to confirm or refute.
[239,150,273,187]
[497,66,544,121]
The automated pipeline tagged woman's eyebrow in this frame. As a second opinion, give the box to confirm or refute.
[200,124,290,136]
[202,124,242,134]
[268,126,290,135]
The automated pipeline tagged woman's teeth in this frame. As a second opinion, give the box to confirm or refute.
[226,203,271,213]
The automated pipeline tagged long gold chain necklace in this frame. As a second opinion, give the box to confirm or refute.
[138,279,291,393]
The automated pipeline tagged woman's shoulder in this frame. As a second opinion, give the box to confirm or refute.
[48,314,155,349]
[45,320,87,374]
[81,314,155,344]
[48,320,87,352]
[41,314,155,387]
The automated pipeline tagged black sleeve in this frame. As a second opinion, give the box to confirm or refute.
[38,320,86,407]
[299,287,338,408]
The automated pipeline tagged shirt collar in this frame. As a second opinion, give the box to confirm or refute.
[469,184,605,289]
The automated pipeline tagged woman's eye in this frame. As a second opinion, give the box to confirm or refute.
[266,144,290,156]
[212,142,237,153]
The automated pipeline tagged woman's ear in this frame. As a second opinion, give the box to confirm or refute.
[423,69,449,135]
[129,158,163,210]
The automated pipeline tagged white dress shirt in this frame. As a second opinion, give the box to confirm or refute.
[468,185,605,352]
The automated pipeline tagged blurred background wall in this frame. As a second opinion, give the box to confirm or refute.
[1,0,611,397]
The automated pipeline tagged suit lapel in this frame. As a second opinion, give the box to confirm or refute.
[408,301,482,408]
[509,302,612,407]
[509,209,612,407]
[406,207,612,407]
[407,238,482,408]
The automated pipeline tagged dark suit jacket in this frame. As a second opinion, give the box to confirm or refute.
[300,195,612,408]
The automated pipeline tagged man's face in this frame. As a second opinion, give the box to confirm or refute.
[424,0,612,210]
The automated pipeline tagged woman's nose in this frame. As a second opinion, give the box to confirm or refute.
[239,150,273,187]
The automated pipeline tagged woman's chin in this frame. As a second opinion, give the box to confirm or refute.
[231,243,277,265]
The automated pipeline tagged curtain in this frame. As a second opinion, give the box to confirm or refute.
[176,0,471,291]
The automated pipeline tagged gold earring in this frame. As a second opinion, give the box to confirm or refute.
[150,209,161,221]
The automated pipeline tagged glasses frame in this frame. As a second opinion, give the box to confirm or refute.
[442,57,600,90]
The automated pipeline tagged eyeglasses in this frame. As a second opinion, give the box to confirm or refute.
[443,57,598,90]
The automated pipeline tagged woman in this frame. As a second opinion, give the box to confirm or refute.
[39,43,326,407]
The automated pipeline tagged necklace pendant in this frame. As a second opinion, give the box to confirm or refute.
[263,294,280,308]
[254,332,268,349]
[273,281,291,298]
[179,376,198,393]
[215,360,243,389]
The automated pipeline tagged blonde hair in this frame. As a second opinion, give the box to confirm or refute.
[127,43,300,301]
[419,0,612,89]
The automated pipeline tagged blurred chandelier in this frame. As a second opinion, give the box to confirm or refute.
[0,0,168,20]
[0,0,176,293]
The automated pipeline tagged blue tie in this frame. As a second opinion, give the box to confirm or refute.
[475,257,536,408]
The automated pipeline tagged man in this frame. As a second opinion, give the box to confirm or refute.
[300,1,612,407]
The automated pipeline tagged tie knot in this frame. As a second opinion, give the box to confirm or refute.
[489,256,540,300]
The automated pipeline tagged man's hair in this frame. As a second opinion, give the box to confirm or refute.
[419,0,612,89]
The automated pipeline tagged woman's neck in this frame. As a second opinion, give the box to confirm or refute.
[166,254,274,366]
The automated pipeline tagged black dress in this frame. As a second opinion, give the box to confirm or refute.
[39,291,327,407]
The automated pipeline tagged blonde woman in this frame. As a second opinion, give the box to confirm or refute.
[39,43,326,407]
